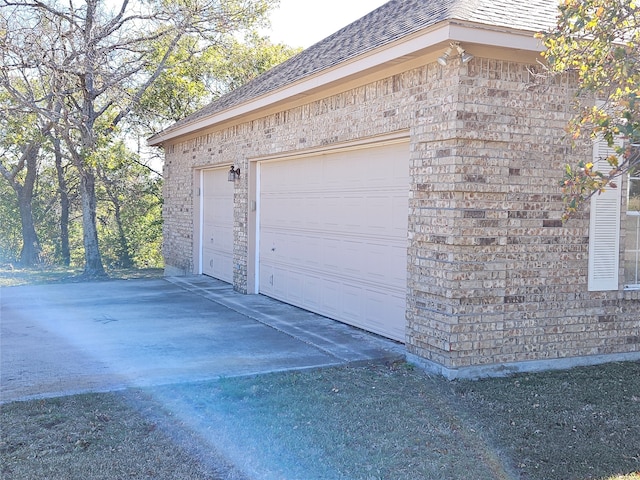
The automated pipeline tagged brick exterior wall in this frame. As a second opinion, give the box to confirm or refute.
[162,56,639,376]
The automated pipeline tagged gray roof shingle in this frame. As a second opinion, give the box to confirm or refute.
[157,0,559,137]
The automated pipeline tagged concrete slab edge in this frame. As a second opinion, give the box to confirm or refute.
[165,277,405,366]
[407,350,640,381]
[166,277,640,381]
[0,361,355,405]
[165,277,352,361]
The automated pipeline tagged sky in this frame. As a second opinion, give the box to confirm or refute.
[263,0,389,48]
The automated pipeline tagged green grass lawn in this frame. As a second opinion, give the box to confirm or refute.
[2,362,639,480]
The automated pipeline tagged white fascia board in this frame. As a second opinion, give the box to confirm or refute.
[148,22,543,146]
[448,22,545,51]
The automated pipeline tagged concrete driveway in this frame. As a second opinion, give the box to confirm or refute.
[0,276,403,403]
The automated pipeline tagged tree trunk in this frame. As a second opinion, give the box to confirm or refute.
[63,116,107,277]
[17,186,41,266]
[53,136,71,266]
[6,143,42,266]
[79,167,105,277]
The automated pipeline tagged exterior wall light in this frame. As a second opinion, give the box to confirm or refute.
[437,46,452,65]
[228,165,240,182]
[458,47,474,63]
[438,42,473,65]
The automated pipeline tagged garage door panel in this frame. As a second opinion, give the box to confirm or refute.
[272,266,290,297]
[286,233,307,264]
[259,142,408,342]
[260,197,286,226]
[260,229,321,268]
[203,207,231,226]
[203,224,233,251]
[264,193,407,237]
[284,197,305,228]
[306,197,322,227]
[339,240,364,276]
[390,244,410,283]
[367,196,393,232]
[342,197,363,227]
[302,275,323,310]
[259,263,274,294]
[341,283,364,322]
[324,157,365,188]
[393,196,410,232]
[287,233,323,267]
[365,242,398,280]
[262,234,406,286]
[203,191,233,215]
[202,248,232,281]
[287,270,304,303]
[321,279,341,316]
[304,237,323,268]
[364,289,405,339]
[322,197,343,228]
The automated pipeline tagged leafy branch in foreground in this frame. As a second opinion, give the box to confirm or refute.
[538,0,639,219]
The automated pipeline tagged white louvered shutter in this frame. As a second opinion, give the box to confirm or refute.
[588,135,623,291]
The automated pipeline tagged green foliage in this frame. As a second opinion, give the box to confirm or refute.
[0,179,21,264]
[135,36,213,125]
[29,162,74,264]
[96,175,164,269]
[2,0,294,271]
[539,0,640,219]
[1,132,163,269]
[136,31,300,130]
[93,142,164,269]
[2,0,280,275]
[0,91,47,265]
[205,32,302,95]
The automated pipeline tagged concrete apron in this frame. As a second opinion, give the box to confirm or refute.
[0,276,404,403]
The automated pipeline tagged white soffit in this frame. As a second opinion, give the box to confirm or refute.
[148,22,544,146]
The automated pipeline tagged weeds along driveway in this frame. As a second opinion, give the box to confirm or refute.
[0,277,402,403]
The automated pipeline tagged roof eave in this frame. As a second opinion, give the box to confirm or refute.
[148,21,545,146]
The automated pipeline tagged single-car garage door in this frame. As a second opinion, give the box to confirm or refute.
[259,141,409,341]
[201,168,234,283]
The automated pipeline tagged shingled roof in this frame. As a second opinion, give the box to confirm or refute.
[153,0,559,140]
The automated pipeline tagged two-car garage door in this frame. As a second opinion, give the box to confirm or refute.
[258,142,409,341]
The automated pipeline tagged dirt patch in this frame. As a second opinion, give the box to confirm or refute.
[2,362,639,480]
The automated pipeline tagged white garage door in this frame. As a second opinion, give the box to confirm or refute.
[259,142,409,341]
[201,168,234,283]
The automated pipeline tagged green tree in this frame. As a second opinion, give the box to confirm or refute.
[540,0,640,218]
[0,172,21,264]
[1,0,277,276]
[206,32,302,97]
[135,31,301,132]
[0,95,49,265]
[94,141,163,269]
